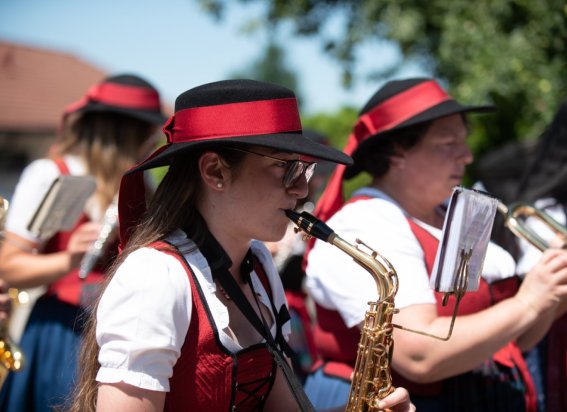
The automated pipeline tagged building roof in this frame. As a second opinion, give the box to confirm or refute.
[0,41,107,132]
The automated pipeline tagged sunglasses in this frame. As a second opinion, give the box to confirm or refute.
[227,147,317,188]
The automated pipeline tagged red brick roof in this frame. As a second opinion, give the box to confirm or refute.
[0,41,107,132]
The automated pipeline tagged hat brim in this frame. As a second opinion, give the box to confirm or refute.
[344,100,495,179]
[77,102,168,125]
[127,132,353,175]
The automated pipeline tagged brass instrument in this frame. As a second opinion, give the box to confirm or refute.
[78,199,118,280]
[286,210,398,412]
[497,202,567,251]
[0,197,25,382]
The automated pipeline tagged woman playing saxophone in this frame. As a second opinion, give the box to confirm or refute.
[303,78,567,412]
[67,79,412,412]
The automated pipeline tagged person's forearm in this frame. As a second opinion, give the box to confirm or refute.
[392,297,538,382]
[0,246,71,288]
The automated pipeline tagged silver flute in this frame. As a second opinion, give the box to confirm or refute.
[78,199,118,280]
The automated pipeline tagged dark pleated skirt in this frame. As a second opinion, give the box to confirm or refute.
[0,294,85,412]
[524,339,547,412]
[304,359,530,412]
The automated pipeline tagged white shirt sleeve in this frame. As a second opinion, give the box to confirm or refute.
[306,198,436,328]
[96,247,192,392]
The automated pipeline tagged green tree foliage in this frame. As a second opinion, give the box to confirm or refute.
[303,106,357,150]
[230,40,305,106]
[303,106,372,198]
[199,0,567,176]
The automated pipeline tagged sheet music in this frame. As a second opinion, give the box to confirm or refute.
[28,175,97,240]
[431,186,499,293]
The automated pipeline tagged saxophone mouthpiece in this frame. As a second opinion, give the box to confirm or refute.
[284,209,334,243]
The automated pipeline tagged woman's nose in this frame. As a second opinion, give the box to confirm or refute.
[287,174,310,199]
[460,143,474,165]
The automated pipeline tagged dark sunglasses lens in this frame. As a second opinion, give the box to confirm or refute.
[304,163,317,182]
[284,161,317,188]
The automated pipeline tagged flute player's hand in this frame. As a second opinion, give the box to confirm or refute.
[65,221,101,270]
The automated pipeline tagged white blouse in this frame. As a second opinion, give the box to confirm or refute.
[96,230,291,392]
[306,187,517,328]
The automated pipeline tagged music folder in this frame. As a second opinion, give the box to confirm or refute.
[28,175,97,240]
[430,186,499,293]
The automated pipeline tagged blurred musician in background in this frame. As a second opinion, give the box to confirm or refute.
[506,95,567,412]
[303,78,567,412]
[0,74,167,412]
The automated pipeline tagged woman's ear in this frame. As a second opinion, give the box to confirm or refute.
[390,148,406,169]
[199,152,226,191]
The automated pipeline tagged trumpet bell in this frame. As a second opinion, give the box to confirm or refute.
[499,202,567,251]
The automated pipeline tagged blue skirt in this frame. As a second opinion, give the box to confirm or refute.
[0,294,85,412]
[304,366,351,410]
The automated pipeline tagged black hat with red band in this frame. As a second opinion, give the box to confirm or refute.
[118,79,352,247]
[63,74,168,125]
[344,77,494,179]
[312,77,494,226]
[127,79,352,174]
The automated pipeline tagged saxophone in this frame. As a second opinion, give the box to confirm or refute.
[285,210,399,412]
[0,197,25,382]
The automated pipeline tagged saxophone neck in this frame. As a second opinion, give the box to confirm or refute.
[330,235,397,301]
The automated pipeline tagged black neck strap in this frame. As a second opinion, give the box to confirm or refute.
[216,264,316,412]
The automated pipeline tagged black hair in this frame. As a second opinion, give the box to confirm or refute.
[355,121,432,178]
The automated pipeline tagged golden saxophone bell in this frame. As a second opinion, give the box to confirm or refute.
[498,202,567,251]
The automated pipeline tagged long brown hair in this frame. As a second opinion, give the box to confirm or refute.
[66,147,246,412]
[52,111,158,212]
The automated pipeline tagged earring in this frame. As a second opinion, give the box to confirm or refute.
[216,182,223,189]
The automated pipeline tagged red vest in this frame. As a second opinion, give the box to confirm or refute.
[153,242,277,412]
[405,218,536,411]
[43,158,107,307]
[311,196,537,411]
